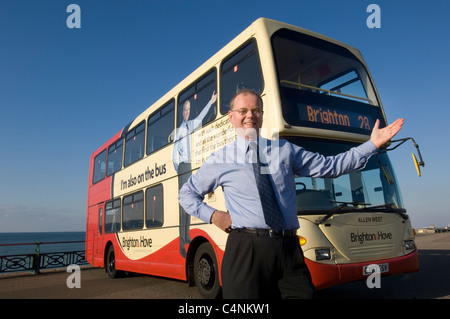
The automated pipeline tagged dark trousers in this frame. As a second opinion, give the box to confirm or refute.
[178,162,192,258]
[221,229,316,299]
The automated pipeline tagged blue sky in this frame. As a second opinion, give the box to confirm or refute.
[0,0,448,232]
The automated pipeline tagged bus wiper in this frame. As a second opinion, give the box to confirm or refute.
[330,200,371,208]
[316,203,408,225]
[315,201,371,224]
[359,203,393,211]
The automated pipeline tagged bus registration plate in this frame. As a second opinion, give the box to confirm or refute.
[363,263,389,275]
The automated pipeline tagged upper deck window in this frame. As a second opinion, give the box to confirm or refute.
[178,69,217,129]
[272,29,376,105]
[272,29,383,134]
[147,99,175,155]
[220,40,264,114]
[107,138,123,176]
[124,121,146,167]
[93,149,107,184]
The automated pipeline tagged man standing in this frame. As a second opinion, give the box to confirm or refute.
[178,89,404,298]
[173,91,217,257]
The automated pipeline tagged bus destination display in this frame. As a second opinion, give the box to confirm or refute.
[299,103,374,131]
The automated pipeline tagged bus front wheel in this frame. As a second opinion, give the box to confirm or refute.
[193,242,222,299]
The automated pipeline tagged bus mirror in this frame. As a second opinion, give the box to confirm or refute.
[385,137,425,177]
[412,153,421,177]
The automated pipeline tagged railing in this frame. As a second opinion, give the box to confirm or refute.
[0,240,89,275]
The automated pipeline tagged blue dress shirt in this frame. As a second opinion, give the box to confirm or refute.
[172,101,214,172]
[178,136,378,230]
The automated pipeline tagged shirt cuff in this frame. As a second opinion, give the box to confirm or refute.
[355,140,379,164]
[360,140,378,156]
[198,204,217,224]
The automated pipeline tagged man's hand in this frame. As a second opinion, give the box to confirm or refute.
[370,118,404,148]
[210,90,218,105]
[211,210,232,232]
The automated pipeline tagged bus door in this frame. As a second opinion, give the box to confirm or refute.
[94,205,104,261]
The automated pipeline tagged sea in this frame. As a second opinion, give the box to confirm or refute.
[0,231,86,256]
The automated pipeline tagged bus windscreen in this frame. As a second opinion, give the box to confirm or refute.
[272,28,386,135]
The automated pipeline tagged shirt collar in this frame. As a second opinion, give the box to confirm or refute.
[235,135,267,153]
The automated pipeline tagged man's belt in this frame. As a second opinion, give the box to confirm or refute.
[233,228,298,237]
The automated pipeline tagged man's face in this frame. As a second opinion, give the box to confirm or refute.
[228,93,263,140]
[183,101,191,122]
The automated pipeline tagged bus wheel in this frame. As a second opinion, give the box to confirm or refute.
[105,245,123,278]
[193,242,222,299]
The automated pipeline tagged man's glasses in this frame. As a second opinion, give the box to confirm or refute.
[230,108,263,116]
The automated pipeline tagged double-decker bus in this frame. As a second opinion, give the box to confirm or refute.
[86,18,421,298]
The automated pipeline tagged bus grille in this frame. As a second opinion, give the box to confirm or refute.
[348,244,395,258]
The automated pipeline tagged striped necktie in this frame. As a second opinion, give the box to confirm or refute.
[249,142,284,232]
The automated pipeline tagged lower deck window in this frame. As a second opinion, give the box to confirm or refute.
[123,191,144,230]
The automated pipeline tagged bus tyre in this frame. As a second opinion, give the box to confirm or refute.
[193,242,222,299]
[106,245,123,278]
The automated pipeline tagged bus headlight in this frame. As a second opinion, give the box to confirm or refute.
[404,240,416,250]
[315,249,331,260]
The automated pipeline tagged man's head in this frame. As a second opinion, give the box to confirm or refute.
[182,100,191,122]
[228,89,263,140]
